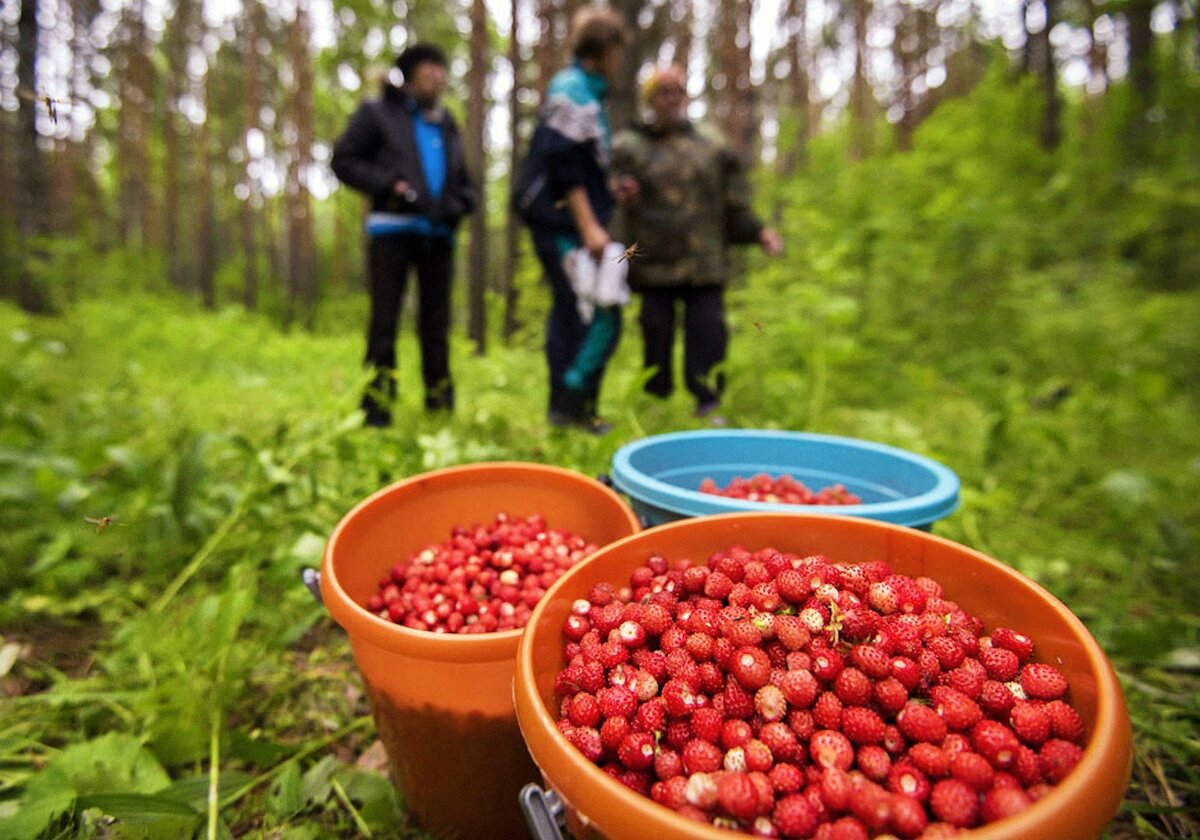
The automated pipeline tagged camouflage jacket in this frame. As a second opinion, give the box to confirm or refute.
[610,121,764,290]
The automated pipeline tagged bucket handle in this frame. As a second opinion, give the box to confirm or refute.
[519,783,566,840]
[301,568,323,607]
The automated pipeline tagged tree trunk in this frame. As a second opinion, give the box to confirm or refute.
[117,0,154,251]
[194,54,216,309]
[672,0,693,73]
[285,0,317,325]
[1035,0,1061,150]
[13,0,52,311]
[162,0,191,291]
[608,0,646,134]
[849,0,875,161]
[532,0,561,98]
[466,0,489,353]
[1082,0,1108,94]
[503,0,523,343]
[777,0,811,175]
[1125,0,1156,109]
[240,0,262,310]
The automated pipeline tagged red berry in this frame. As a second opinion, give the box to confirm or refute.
[980,646,1020,681]
[971,719,1021,770]
[889,793,929,838]
[929,778,979,828]
[887,763,932,800]
[731,646,772,690]
[810,729,855,770]
[1020,662,1069,700]
[842,707,886,745]
[991,627,1035,661]
[717,771,760,821]
[617,731,656,770]
[949,751,995,792]
[1039,738,1084,783]
[897,702,947,745]
[1009,701,1052,746]
[981,785,1033,822]
[856,744,892,781]
[773,793,820,839]
[681,738,723,774]
[930,685,982,732]
[1045,699,1085,742]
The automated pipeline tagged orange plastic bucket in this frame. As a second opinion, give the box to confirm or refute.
[320,462,640,840]
[514,513,1133,840]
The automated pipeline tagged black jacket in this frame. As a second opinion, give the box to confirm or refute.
[331,85,478,228]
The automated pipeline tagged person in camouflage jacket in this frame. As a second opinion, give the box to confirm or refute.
[610,64,782,420]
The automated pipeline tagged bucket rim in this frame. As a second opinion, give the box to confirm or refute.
[320,461,640,662]
[611,429,961,526]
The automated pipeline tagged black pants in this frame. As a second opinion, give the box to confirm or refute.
[639,284,726,406]
[532,230,621,419]
[363,233,454,412]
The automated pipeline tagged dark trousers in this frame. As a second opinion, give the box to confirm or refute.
[531,230,621,418]
[639,284,727,406]
[363,233,454,412]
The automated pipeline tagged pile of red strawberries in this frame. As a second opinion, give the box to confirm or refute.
[700,474,862,506]
[365,513,598,633]
[553,547,1085,838]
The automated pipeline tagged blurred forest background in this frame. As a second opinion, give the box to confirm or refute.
[1,0,1199,837]
[2,0,1197,328]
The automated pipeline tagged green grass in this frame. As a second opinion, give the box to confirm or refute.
[0,254,1197,837]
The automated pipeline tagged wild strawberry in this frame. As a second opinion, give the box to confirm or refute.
[596,685,637,720]
[818,765,853,811]
[991,627,1035,661]
[774,615,811,651]
[684,770,719,809]
[847,779,893,832]
[810,729,855,770]
[889,793,928,838]
[897,702,947,744]
[568,726,603,762]
[848,644,891,679]
[682,738,723,774]
[812,691,844,730]
[600,715,631,751]
[721,717,754,749]
[881,724,906,756]
[653,747,683,780]
[856,744,892,782]
[1020,662,1069,700]
[653,774,690,809]
[562,613,591,642]
[1012,744,1045,787]
[639,602,672,636]
[760,721,800,762]
[788,709,816,741]
[773,793,820,839]
[567,692,601,728]
[684,632,714,662]
[887,763,931,800]
[873,676,909,714]
[981,785,1033,822]
[971,720,1020,770]
[825,816,870,840]
[730,646,772,690]
[715,771,758,821]
[1039,738,1084,783]
[868,580,899,614]
[907,743,950,778]
[724,675,757,718]
[663,719,692,751]
[745,739,774,772]
[929,778,979,828]
[889,656,922,691]
[842,707,886,745]
[724,617,764,648]
[616,619,646,648]
[798,606,828,634]
[633,698,665,734]
[779,669,820,709]
[769,761,804,794]
[979,646,1020,681]
[938,664,985,699]
[927,637,965,669]
[811,648,845,684]
[747,685,785,725]
[831,667,871,707]
[617,731,656,770]
[949,751,994,792]
[1010,701,1052,746]
[978,679,1016,718]
[660,678,697,717]
[689,706,723,743]
[1045,699,1085,742]
[930,686,982,732]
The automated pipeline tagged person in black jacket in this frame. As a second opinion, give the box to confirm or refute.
[331,43,477,427]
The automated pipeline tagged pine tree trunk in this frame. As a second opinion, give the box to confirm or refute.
[1036,0,1061,150]
[285,0,317,325]
[240,0,262,310]
[162,0,191,291]
[194,56,216,309]
[608,0,645,134]
[672,0,693,73]
[466,0,489,353]
[13,0,51,311]
[777,0,811,175]
[849,0,874,161]
[503,0,523,343]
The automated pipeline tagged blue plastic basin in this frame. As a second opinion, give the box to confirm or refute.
[610,430,960,529]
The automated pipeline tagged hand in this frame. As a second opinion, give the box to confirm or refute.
[392,179,417,202]
[759,227,784,256]
[611,175,640,206]
[582,224,611,259]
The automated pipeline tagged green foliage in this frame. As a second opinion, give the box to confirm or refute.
[2,53,1199,839]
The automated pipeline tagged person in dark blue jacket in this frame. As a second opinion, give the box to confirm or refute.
[523,7,628,434]
[331,44,478,427]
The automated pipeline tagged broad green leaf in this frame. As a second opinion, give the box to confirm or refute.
[299,756,338,806]
[157,772,253,811]
[267,762,303,818]
[76,793,200,839]
[43,734,171,796]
